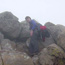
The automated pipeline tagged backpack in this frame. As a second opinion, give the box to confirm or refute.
[40,26,50,38]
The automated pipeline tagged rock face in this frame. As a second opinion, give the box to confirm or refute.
[39,44,65,65]
[45,22,65,51]
[0,39,34,65]
[1,52,34,65]
[19,21,30,40]
[42,35,54,47]
[1,39,16,51]
[0,56,2,65]
[0,32,4,43]
[0,11,65,65]
[0,11,21,39]
[57,30,65,51]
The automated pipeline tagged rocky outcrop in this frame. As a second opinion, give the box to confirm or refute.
[0,39,34,65]
[0,32,4,43]
[19,21,30,40]
[0,11,21,39]
[45,22,65,51]
[0,11,65,65]
[39,44,65,65]
[1,39,16,51]
[1,52,34,65]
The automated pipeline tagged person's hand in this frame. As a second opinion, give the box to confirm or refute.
[30,30,33,36]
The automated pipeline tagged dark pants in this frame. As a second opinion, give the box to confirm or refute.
[29,29,39,55]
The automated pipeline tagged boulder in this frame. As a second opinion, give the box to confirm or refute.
[1,51,34,65]
[42,35,55,47]
[45,22,65,51]
[57,30,65,51]
[16,42,29,54]
[1,39,16,51]
[19,21,30,40]
[0,11,21,39]
[45,22,56,41]
[39,44,65,65]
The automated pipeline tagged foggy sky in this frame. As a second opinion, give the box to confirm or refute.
[0,0,65,25]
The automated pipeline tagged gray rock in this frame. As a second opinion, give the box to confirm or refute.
[1,39,16,51]
[45,22,65,51]
[19,21,30,40]
[39,44,65,65]
[0,11,21,39]
[0,32,4,43]
[1,51,34,65]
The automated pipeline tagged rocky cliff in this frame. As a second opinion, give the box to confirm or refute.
[0,11,65,65]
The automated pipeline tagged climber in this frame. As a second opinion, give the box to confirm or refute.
[25,16,50,56]
[25,16,40,56]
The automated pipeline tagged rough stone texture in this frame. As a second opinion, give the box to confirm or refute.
[0,32,4,43]
[0,56,2,65]
[39,44,65,65]
[45,22,65,51]
[32,55,39,65]
[0,45,2,65]
[45,22,56,40]
[1,39,16,51]
[16,42,29,54]
[42,35,55,47]
[57,30,65,51]
[0,11,65,65]
[1,51,34,65]
[19,21,30,40]
[0,11,21,39]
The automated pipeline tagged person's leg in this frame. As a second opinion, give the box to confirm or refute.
[29,37,34,56]
[29,30,39,55]
[34,39,39,54]
[33,30,39,54]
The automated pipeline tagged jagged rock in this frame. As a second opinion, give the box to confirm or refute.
[1,51,34,65]
[39,44,65,65]
[0,11,21,39]
[1,39,16,51]
[19,21,30,40]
